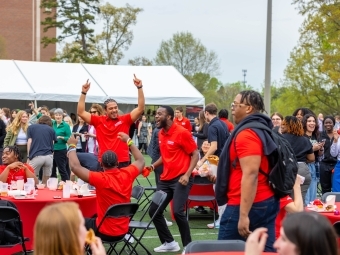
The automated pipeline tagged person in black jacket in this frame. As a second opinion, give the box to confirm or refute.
[72,116,88,153]
[192,111,209,149]
[0,119,6,165]
[319,116,337,194]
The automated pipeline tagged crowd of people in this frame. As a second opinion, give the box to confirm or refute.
[1,75,340,255]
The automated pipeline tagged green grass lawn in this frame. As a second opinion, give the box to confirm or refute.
[111,154,219,255]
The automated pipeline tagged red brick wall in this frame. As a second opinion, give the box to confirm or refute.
[0,0,56,61]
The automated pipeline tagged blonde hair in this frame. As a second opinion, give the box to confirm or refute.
[64,116,73,127]
[90,104,104,116]
[34,202,83,255]
[6,110,28,135]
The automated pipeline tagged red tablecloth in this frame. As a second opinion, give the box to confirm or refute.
[170,182,216,221]
[1,189,97,254]
[306,202,340,224]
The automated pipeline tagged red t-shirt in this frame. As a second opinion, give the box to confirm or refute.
[275,195,293,238]
[220,118,234,132]
[227,129,274,205]
[89,164,140,236]
[90,114,133,163]
[159,124,197,180]
[174,117,192,132]
[0,164,34,184]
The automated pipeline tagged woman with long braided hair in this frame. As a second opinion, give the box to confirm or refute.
[281,116,315,205]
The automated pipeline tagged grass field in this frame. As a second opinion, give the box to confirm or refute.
[112,154,219,255]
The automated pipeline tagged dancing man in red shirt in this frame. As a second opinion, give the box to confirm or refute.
[77,75,145,168]
[148,105,199,253]
[67,132,144,241]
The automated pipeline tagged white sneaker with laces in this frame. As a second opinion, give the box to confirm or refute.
[154,241,180,252]
[124,234,134,244]
[207,220,220,229]
[182,246,186,254]
[165,217,173,227]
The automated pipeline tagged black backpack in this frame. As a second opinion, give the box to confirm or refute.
[234,122,298,198]
[0,200,23,245]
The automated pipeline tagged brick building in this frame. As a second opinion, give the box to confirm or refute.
[0,0,56,61]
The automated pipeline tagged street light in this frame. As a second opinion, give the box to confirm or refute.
[264,0,272,115]
[242,69,247,86]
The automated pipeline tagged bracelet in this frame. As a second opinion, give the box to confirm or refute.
[67,148,76,156]
[68,144,76,148]
[137,85,143,89]
[150,164,155,171]
[127,140,134,147]
[81,91,87,95]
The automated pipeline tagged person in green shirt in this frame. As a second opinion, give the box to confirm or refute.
[50,108,71,181]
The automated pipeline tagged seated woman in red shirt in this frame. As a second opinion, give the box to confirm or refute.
[0,145,38,184]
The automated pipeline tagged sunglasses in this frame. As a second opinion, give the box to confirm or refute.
[89,111,98,114]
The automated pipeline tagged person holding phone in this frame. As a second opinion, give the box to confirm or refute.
[330,127,340,191]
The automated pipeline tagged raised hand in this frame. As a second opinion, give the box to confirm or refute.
[82,79,91,93]
[334,129,339,142]
[117,132,130,143]
[133,74,142,87]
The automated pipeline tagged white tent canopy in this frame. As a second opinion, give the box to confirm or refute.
[0,60,205,107]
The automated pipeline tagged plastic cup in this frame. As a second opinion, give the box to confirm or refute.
[17,180,24,190]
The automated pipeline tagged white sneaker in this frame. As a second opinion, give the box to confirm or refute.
[124,234,134,244]
[165,217,173,227]
[207,220,220,229]
[182,246,186,254]
[154,241,180,252]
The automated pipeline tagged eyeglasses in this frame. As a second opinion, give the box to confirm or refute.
[89,111,98,114]
[231,102,249,108]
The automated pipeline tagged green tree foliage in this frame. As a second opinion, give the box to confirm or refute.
[154,32,220,78]
[94,3,143,64]
[279,0,340,115]
[128,56,153,66]
[41,0,100,63]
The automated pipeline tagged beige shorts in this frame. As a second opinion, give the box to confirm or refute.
[29,154,53,176]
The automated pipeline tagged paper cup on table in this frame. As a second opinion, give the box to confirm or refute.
[326,195,336,206]
[80,184,89,195]
[17,180,24,190]
[27,178,35,186]
[63,183,71,198]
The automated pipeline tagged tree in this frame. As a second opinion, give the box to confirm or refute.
[40,0,100,63]
[0,35,7,58]
[94,3,143,64]
[128,56,153,66]
[154,32,220,78]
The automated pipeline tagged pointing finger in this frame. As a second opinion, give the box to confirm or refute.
[133,74,137,79]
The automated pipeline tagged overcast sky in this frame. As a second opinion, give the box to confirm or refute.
[104,0,304,90]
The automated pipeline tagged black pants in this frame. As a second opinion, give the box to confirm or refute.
[320,161,336,194]
[149,175,193,246]
[138,143,148,153]
[85,217,125,242]
[51,149,70,181]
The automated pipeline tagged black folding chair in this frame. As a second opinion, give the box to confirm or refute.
[135,177,157,211]
[86,203,139,255]
[131,185,145,203]
[121,190,167,255]
[185,240,246,253]
[186,175,217,227]
[321,192,340,203]
[0,206,29,255]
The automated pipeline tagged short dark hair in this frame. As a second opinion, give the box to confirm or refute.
[175,106,183,112]
[218,109,229,119]
[283,212,338,255]
[103,98,117,110]
[160,105,174,120]
[38,116,52,127]
[25,108,33,115]
[292,107,315,117]
[239,90,265,113]
[101,150,118,168]
[205,103,218,115]
[3,145,22,162]
[323,115,335,126]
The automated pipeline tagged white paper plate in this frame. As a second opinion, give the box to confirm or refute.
[82,193,96,197]
[8,190,27,197]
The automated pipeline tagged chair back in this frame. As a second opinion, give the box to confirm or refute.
[321,192,340,202]
[193,175,213,185]
[0,206,20,222]
[151,190,167,207]
[131,185,145,202]
[185,240,246,253]
[96,203,139,233]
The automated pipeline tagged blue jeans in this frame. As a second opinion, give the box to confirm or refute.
[218,197,279,252]
[305,163,317,205]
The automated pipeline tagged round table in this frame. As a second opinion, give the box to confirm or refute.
[306,202,340,224]
[178,252,277,255]
[1,189,97,255]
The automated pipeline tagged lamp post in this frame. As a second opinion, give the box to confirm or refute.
[264,0,272,115]
[242,69,247,86]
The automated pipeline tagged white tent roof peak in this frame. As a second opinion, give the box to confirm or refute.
[0,60,205,106]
